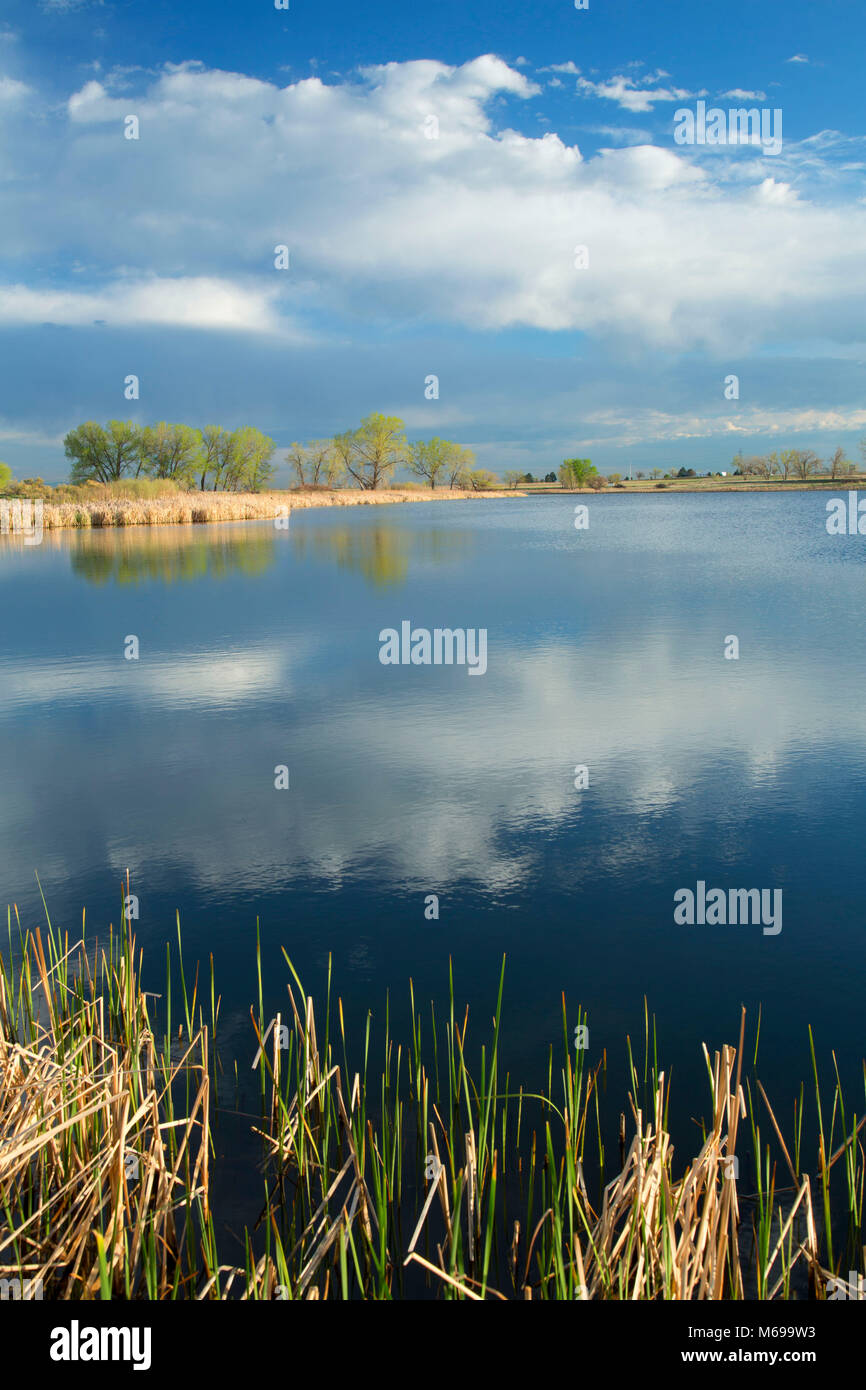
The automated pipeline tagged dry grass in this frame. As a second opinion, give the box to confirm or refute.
[2,910,859,1300]
[1,487,519,534]
[0,912,211,1299]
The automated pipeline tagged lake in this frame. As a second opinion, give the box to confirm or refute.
[1,489,864,1230]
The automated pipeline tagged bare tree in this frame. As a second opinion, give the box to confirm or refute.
[828,446,854,479]
[791,449,820,480]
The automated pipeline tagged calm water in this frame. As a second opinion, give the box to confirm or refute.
[1,491,865,1212]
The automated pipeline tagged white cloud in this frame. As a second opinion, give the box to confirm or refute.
[576,74,696,112]
[0,55,864,359]
[721,89,767,101]
[574,405,866,449]
[786,54,810,63]
[0,277,290,333]
[0,75,31,102]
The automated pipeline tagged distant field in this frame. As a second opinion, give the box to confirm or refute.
[517,476,866,494]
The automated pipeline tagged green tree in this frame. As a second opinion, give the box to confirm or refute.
[0,462,12,491]
[65,420,142,483]
[503,469,523,490]
[559,457,596,488]
[466,468,499,490]
[226,427,276,492]
[447,445,475,489]
[334,413,407,490]
[408,437,452,490]
[198,425,229,490]
[138,423,203,486]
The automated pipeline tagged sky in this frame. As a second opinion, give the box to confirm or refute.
[0,0,865,483]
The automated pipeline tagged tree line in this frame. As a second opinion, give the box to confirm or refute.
[48,422,866,496]
[730,446,864,480]
[62,414,494,493]
[64,421,278,491]
[291,416,484,490]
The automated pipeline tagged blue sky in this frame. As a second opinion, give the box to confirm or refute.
[1,0,865,482]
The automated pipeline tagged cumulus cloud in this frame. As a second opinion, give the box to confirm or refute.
[1,52,866,474]
[0,54,857,354]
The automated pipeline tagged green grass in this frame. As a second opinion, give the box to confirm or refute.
[1,898,863,1300]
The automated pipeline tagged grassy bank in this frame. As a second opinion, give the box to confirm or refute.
[1,484,519,534]
[2,901,863,1300]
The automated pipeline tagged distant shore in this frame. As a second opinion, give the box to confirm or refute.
[527,477,866,495]
[3,476,864,535]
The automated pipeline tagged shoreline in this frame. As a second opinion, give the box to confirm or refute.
[2,477,863,535]
[1,486,522,534]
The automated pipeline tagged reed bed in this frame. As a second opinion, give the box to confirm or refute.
[1,488,517,534]
[1,906,863,1300]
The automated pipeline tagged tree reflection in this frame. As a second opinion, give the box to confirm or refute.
[289,521,469,589]
[69,527,276,586]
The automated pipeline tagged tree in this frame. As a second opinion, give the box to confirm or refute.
[586,473,605,490]
[287,441,310,488]
[198,425,229,490]
[636,471,645,480]
[651,469,662,480]
[828,446,854,479]
[65,420,141,483]
[503,469,523,490]
[334,413,407,490]
[677,466,697,478]
[446,445,475,489]
[138,422,203,486]
[559,457,595,488]
[0,462,12,491]
[763,451,781,480]
[778,449,796,480]
[791,448,820,480]
[288,439,342,489]
[608,473,622,485]
[522,472,535,484]
[544,472,557,483]
[225,427,276,491]
[408,437,452,490]
[466,469,498,490]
